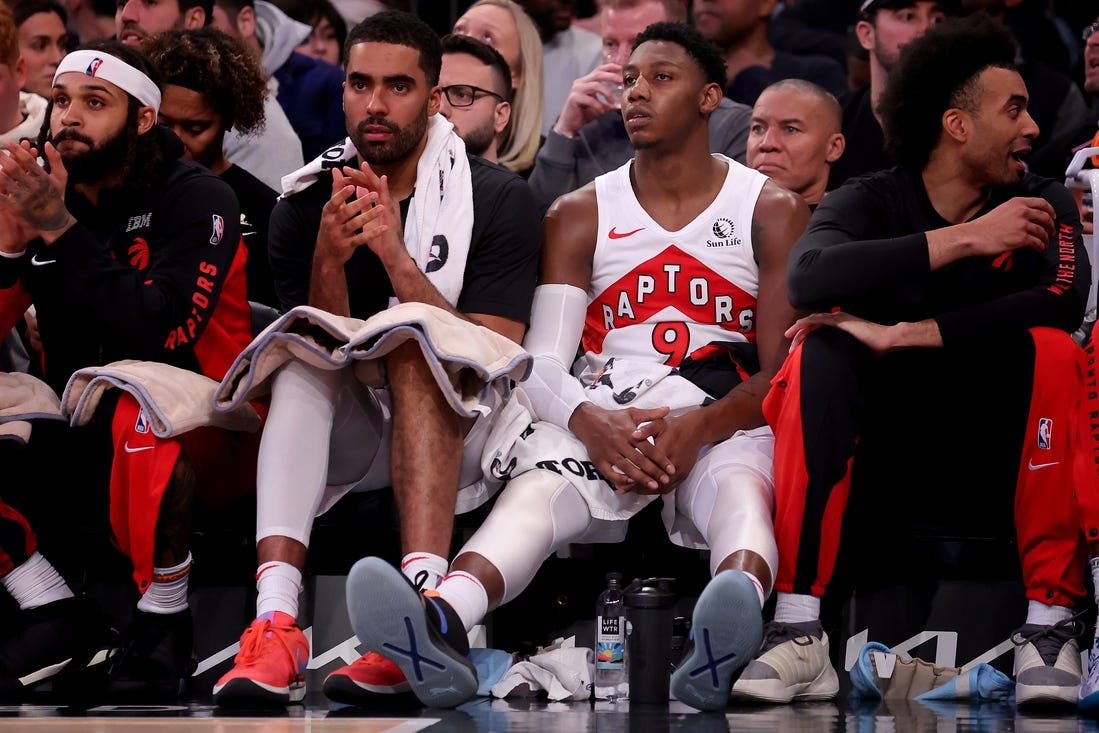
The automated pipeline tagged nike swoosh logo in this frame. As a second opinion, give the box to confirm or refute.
[425,596,448,634]
[1028,459,1060,470]
[242,231,257,237]
[122,442,154,453]
[30,254,57,266]
[608,227,644,239]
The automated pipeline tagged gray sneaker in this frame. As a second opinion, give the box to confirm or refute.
[729,620,839,704]
[1013,619,1082,708]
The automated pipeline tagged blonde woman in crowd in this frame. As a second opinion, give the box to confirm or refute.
[454,0,543,175]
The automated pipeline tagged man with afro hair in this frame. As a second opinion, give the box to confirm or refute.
[743,12,1093,709]
[142,27,279,308]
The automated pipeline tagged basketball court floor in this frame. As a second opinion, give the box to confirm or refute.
[1,694,1098,732]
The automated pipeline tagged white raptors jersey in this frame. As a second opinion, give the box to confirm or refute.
[579,154,767,378]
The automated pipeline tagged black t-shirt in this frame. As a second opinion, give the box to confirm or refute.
[269,154,541,323]
[828,85,892,191]
[790,167,1089,349]
[221,164,279,309]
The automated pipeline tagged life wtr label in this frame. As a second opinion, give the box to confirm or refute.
[596,615,624,669]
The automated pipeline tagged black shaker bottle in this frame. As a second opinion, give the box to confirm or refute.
[623,577,676,704]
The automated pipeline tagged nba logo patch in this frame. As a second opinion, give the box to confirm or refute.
[1038,417,1053,450]
[210,214,224,245]
[85,57,103,76]
[134,410,149,434]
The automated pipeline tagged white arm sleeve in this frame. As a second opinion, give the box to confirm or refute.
[520,283,591,429]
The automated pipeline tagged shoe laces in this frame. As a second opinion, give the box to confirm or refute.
[236,618,299,667]
[1011,615,1083,666]
[353,651,391,667]
[760,621,821,653]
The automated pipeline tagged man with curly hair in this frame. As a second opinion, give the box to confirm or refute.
[142,27,279,308]
[736,13,1093,708]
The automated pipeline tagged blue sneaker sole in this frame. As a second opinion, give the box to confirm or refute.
[346,557,477,709]
[670,570,762,711]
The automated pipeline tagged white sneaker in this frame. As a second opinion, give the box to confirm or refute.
[1013,620,1082,708]
[729,620,839,704]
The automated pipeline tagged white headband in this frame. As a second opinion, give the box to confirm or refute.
[53,50,161,113]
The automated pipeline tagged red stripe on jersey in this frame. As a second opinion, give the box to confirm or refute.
[192,237,253,382]
[1014,327,1087,607]
[0,281,31,339]
[0,501,36,576]
[766,342,852,597]
[110,393,181,594]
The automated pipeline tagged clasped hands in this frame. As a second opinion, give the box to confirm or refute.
[569,402,707,495]
[317,160,403,267]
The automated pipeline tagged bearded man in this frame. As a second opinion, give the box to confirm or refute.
[212,10,541,708]
[0,39,254,701]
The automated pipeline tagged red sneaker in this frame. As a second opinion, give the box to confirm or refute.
[213,612,309,707]
[323,651,419,706]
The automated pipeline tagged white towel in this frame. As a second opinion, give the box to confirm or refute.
[62,360,262,438]
[279,115,474,306]
[214,303,532,419]
[0,371,64,444]
[490,638,594,702]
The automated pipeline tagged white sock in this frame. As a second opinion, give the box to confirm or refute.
[434,570,489,633]
[136,553,191,614]
[1025,600,1072,627]
[773,592,820,624]
[401,552,448,590]
[1,552,73,611]
[737,571,767,608]
[255,561,302,619]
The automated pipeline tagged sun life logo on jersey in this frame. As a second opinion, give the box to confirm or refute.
[707,217,740,248]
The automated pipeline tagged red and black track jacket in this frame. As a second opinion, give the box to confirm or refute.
[0,129,252,394]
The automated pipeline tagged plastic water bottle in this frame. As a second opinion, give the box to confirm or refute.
[595,572,628,700]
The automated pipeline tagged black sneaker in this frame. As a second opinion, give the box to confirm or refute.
[345,557,476,708]
[0,596,115,700]
[107,608,195,701]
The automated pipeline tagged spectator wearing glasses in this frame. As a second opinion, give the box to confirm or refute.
[439,33,512,164]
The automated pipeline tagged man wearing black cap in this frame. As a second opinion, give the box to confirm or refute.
[828,0,947,188]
